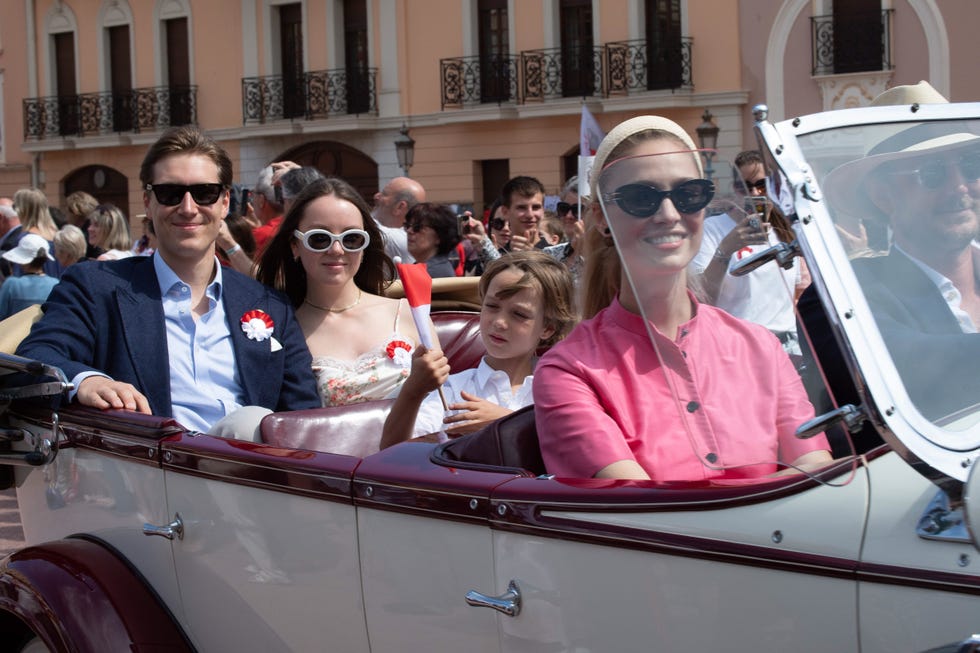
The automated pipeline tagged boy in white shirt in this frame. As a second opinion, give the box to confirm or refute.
[381,251,576,448]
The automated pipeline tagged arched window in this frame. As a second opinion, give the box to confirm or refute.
[98,1,135,132]
[44,3,79,136]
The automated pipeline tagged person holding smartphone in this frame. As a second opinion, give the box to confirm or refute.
[690,149,807,354]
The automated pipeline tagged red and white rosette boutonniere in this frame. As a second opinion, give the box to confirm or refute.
[386,339,413,368]
[241,310,283,352]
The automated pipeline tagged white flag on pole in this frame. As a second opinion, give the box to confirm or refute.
[579,105,605,197]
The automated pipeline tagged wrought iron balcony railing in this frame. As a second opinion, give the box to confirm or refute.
[520,45,605,102]
[242,67,378,125]
[440,55,519,109]
[604,37,692,94]
[811,9,893,76]
[23,86,197,141]
[439,37,694,109]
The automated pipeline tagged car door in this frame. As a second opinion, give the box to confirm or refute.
[159,433,370,653]
[485,463,867,652]
[354,441,520,653]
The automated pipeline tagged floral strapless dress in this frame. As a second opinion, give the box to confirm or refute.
[311,299,415,406]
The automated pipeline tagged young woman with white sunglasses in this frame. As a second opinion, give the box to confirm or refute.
[257,177,427,406]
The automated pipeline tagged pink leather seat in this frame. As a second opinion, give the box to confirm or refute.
[260,311,486,455]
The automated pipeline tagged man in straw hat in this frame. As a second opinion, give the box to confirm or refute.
[817,81,980,421]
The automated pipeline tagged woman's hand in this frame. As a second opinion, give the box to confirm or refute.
[442,390,511,429]
[716,213,769,259]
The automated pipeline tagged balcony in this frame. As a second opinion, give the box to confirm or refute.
[811,10,893,76]
[440,55,520,109]
[242,67,378,125]
[440,38,693,109]
[23,86,197,141]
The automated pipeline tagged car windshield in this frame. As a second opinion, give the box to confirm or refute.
[792,115,980,438]
[594,145,850,484]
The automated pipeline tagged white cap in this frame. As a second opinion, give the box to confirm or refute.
[2,233,54,265]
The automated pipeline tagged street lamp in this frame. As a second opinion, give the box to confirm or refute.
[394,124,415,176]
[695,109,719,180]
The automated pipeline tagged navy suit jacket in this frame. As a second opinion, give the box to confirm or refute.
[16,255,320,422]
[850,250,980,421]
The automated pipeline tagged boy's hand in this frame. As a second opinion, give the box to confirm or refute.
[442,390,512,427]
[404,346,450,398]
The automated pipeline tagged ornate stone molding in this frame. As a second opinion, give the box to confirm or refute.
[813,71,894,111]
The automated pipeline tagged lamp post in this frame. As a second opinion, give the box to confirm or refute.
[695,109,719,181]
[394,124,415,176]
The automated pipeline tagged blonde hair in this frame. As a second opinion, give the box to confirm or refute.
[13,188,57,240]
[478,250,577,347]
[87,204,132,252]
[53,224,87,264]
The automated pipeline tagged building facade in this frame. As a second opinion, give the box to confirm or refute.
[0,1,975,225]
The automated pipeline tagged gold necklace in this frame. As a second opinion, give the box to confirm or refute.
[304,289,362,313]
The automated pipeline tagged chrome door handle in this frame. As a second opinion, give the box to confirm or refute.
[465,579,521,617]
[142,512,184,540]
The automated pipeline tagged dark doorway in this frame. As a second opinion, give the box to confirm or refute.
[559,0,594,97]
[165,17,193,126]
[833,0,883,73]
[478,0,510,103]
[343,0,370,114]
[279,3,305,119]
[481,159,510,208]
[645,0,682,90]
[278,141,378,204]
[63,165,131,226]
[54,32,78,136]
[109,25,132,132]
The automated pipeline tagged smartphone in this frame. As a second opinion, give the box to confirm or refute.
[457,213,472,236]
[241,188,252,206]
[743,194,770,219]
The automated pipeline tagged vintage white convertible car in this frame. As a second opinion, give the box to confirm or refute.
[1,101,980,653]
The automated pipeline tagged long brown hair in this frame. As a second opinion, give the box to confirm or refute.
[255,177,394,307]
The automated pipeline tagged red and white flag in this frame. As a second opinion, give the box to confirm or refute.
[579,105,606,197]
[394,261,437,351]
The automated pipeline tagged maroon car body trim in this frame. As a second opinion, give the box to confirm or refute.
[353,442,523,523]
[0,536,192,651]
[856,562,980,596]
[160,433,356,502]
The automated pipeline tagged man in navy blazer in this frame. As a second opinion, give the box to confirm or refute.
[17,126,319,430]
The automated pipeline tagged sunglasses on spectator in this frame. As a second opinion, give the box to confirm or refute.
[490,218,507,231]
[145,183,225,206]
[744,178,767,192]
[403,222,430,233]
[293,229,370,253]
[556,202,579,218]
[885,152,980,189]
[604,179,715,217]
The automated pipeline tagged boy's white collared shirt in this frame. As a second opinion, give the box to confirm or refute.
[411,357,535,438]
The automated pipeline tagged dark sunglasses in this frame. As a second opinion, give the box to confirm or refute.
[744,178,767,192]
[604,179,715,217]
[145,183,225,206]
[403,222,429,233]
[293,228,370,253]
[885,152,980,189]
[556,202,579,218]
[490,217,507,231]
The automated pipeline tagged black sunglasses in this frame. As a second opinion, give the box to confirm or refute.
[604,179,715,217]
[146,183,225,206]
[556,202,579,218]
[404,222,428,233]
[745,178,767,192]
[490,217,507,231]
[885,152,980,190]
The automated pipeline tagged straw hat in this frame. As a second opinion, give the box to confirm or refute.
[1,233,54,265]
[590,115,701,200]
[824,81,977,217]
